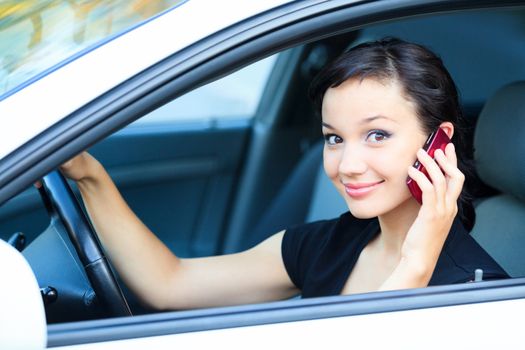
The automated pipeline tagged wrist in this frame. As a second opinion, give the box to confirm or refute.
[396,256,435,286]
[75,156,106,192]
[379,257,435,292]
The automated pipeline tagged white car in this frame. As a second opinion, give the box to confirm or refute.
[1,0,525,348]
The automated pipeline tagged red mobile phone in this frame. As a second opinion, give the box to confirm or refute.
[406,128,451,204]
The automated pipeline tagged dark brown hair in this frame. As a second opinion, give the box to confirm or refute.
[309,37,476,230]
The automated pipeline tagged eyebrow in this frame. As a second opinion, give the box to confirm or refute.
[361,115,399,124]
[322,121,335,129]
[322,115,398,129]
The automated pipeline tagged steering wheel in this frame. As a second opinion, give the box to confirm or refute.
[40,170,131,318]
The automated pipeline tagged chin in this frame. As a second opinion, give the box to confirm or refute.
[345,193,413,219]
[346,201,385,219]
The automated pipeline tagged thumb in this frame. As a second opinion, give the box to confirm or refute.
[60,159,73,170]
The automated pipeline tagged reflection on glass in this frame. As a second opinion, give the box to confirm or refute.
[0,0,183,97]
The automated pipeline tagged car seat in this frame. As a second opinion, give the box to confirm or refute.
[244,141,347,250]
[469,81,525,278]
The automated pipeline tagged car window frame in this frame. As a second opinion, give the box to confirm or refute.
[48,278,525,346]
[1,0,524,346]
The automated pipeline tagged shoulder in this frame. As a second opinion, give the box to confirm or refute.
[430,217,509,284]
[283,216,338,247]
[281,216,340,274]
[281,212,375,289]
[284,211,373,239]
[282,212,373,256]
[280,216,338,289]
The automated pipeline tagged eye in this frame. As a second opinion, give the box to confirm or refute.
[324,133,343,146]
[366,129,391,143]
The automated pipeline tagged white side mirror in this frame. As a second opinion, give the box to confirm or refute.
[0,239,47,349]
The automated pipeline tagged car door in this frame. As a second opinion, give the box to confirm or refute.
[3,0,525,349]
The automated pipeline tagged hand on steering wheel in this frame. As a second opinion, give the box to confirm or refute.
[39,170,131,318]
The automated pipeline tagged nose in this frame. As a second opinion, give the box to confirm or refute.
[338,144,367,175]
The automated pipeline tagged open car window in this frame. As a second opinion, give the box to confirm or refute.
[131,54,278,125]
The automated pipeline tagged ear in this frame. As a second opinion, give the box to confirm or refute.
[439,122,454,139]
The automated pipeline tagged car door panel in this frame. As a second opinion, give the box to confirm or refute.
[0,123,250,258]
[89,123,250,257]
[47,279,525,348]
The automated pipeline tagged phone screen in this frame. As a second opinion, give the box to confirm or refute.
[406,128,451,204]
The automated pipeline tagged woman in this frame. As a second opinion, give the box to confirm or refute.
[61,38,508,310]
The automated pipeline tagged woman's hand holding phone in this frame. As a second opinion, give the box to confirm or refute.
[400,141,465,283]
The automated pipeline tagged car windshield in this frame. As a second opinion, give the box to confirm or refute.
[0,0,183,99]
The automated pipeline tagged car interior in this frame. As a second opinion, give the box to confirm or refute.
[1,6,525,324]
[469,81,525,278]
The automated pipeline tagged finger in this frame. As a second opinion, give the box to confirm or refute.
[416,148,446,200]
[434,147,462,181]
[434,146,464,201]
[60,159,73,170]
[407,165,436,204]
[33,181,42,189]
[444,143,457,167]
[447,171,465,203]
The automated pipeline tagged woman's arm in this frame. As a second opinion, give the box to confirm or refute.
[379,142,465,291]
[61,152,298,310]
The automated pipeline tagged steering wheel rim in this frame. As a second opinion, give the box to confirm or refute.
[40,170,131,318]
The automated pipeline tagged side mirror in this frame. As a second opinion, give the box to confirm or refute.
[0,239,46,349]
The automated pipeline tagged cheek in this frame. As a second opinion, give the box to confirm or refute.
[370,146,417,179]
[323,148,340,180]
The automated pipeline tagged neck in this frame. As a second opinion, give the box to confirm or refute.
[376,196,421,255]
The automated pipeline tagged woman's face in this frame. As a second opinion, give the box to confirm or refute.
[322,77,428,219]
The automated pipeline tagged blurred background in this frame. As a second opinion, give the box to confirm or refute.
[0,0,183,98]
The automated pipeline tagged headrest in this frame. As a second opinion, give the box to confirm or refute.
[474,81,525,201]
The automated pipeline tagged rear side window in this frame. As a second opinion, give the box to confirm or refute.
[132,54,278,126]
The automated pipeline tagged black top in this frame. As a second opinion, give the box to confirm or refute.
[282,212,509,298]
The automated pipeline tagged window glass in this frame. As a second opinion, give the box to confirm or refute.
[132,54,278,126]
[0,0,183,98]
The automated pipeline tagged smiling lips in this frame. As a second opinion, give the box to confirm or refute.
[344,180,384,198]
